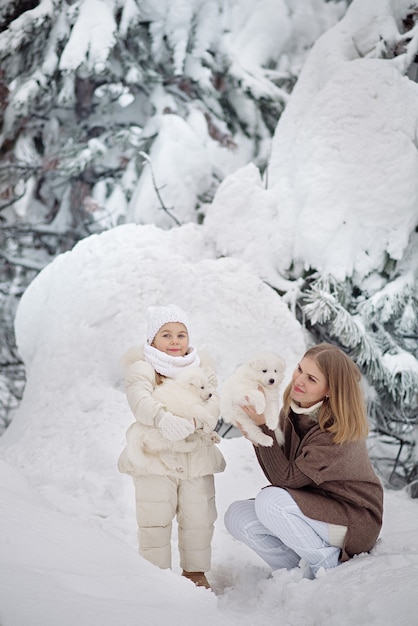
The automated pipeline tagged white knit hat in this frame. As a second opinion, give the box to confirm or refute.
[146,304,190,344]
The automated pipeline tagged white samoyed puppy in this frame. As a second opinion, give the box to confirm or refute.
[126,367,220,472]
[220,351,286,447]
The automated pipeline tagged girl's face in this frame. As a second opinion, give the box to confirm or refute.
[152,322,189,356]
[290,356,330,408]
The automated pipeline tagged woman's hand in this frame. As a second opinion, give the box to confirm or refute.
[240,402,266,426]
[239,386,266,426]
[235,420,258,445]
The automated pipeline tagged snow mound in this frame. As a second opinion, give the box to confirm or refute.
[2,223,304,519]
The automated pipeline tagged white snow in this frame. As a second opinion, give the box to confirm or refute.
[0,220,417,626]
[1,0,418,624]
[205,0,418,284]
[126,116,213,228]
[117,0,346,228]
[59,0,117,73]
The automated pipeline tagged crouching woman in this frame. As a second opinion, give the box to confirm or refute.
[224,343,383,578]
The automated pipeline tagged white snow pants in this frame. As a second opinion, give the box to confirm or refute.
[224,487,341,577]
[133,473,217,572]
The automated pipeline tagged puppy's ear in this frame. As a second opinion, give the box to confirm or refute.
[276,358,286,375]
[250,358,262,370]
[189,376,203,389]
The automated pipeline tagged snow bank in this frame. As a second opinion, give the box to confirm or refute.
[1,223,304,519]
[205,0,418,283]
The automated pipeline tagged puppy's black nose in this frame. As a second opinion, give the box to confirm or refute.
[269,379,275,385]
[208,393,212,398]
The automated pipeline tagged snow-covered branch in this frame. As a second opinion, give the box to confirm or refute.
[302,273,418,417]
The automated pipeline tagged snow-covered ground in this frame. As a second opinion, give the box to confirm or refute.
[0,434,417,626]
[0,223,416,626]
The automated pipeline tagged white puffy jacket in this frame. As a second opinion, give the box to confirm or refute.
[118,346,226,479]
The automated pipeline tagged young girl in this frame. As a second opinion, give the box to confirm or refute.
[225,343,383,579]
[118,304,225,590]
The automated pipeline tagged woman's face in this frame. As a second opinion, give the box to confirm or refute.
[152,322,189,356]
[290,356,330,408]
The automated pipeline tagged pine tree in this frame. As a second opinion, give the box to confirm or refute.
[0,0,296,237]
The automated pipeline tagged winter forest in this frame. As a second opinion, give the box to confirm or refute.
[2,0,418,487]
[0,0,418,623]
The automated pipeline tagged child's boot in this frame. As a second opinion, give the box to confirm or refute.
[181,570,211,590]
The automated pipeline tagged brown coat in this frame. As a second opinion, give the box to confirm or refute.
[255,409,383,561]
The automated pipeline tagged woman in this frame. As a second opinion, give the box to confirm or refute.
[224,343,383,578]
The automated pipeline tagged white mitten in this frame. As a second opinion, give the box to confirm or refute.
[158,412,195,441]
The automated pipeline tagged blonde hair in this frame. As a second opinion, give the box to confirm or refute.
[283,343,369,444]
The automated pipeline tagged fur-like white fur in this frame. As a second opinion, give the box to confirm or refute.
[220,351,286,447]
[126,367,220,472]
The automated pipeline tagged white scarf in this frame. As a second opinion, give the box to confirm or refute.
[143,344,201,378]
[290,400,323,421]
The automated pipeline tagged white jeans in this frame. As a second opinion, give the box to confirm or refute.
[224,487,341,577]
